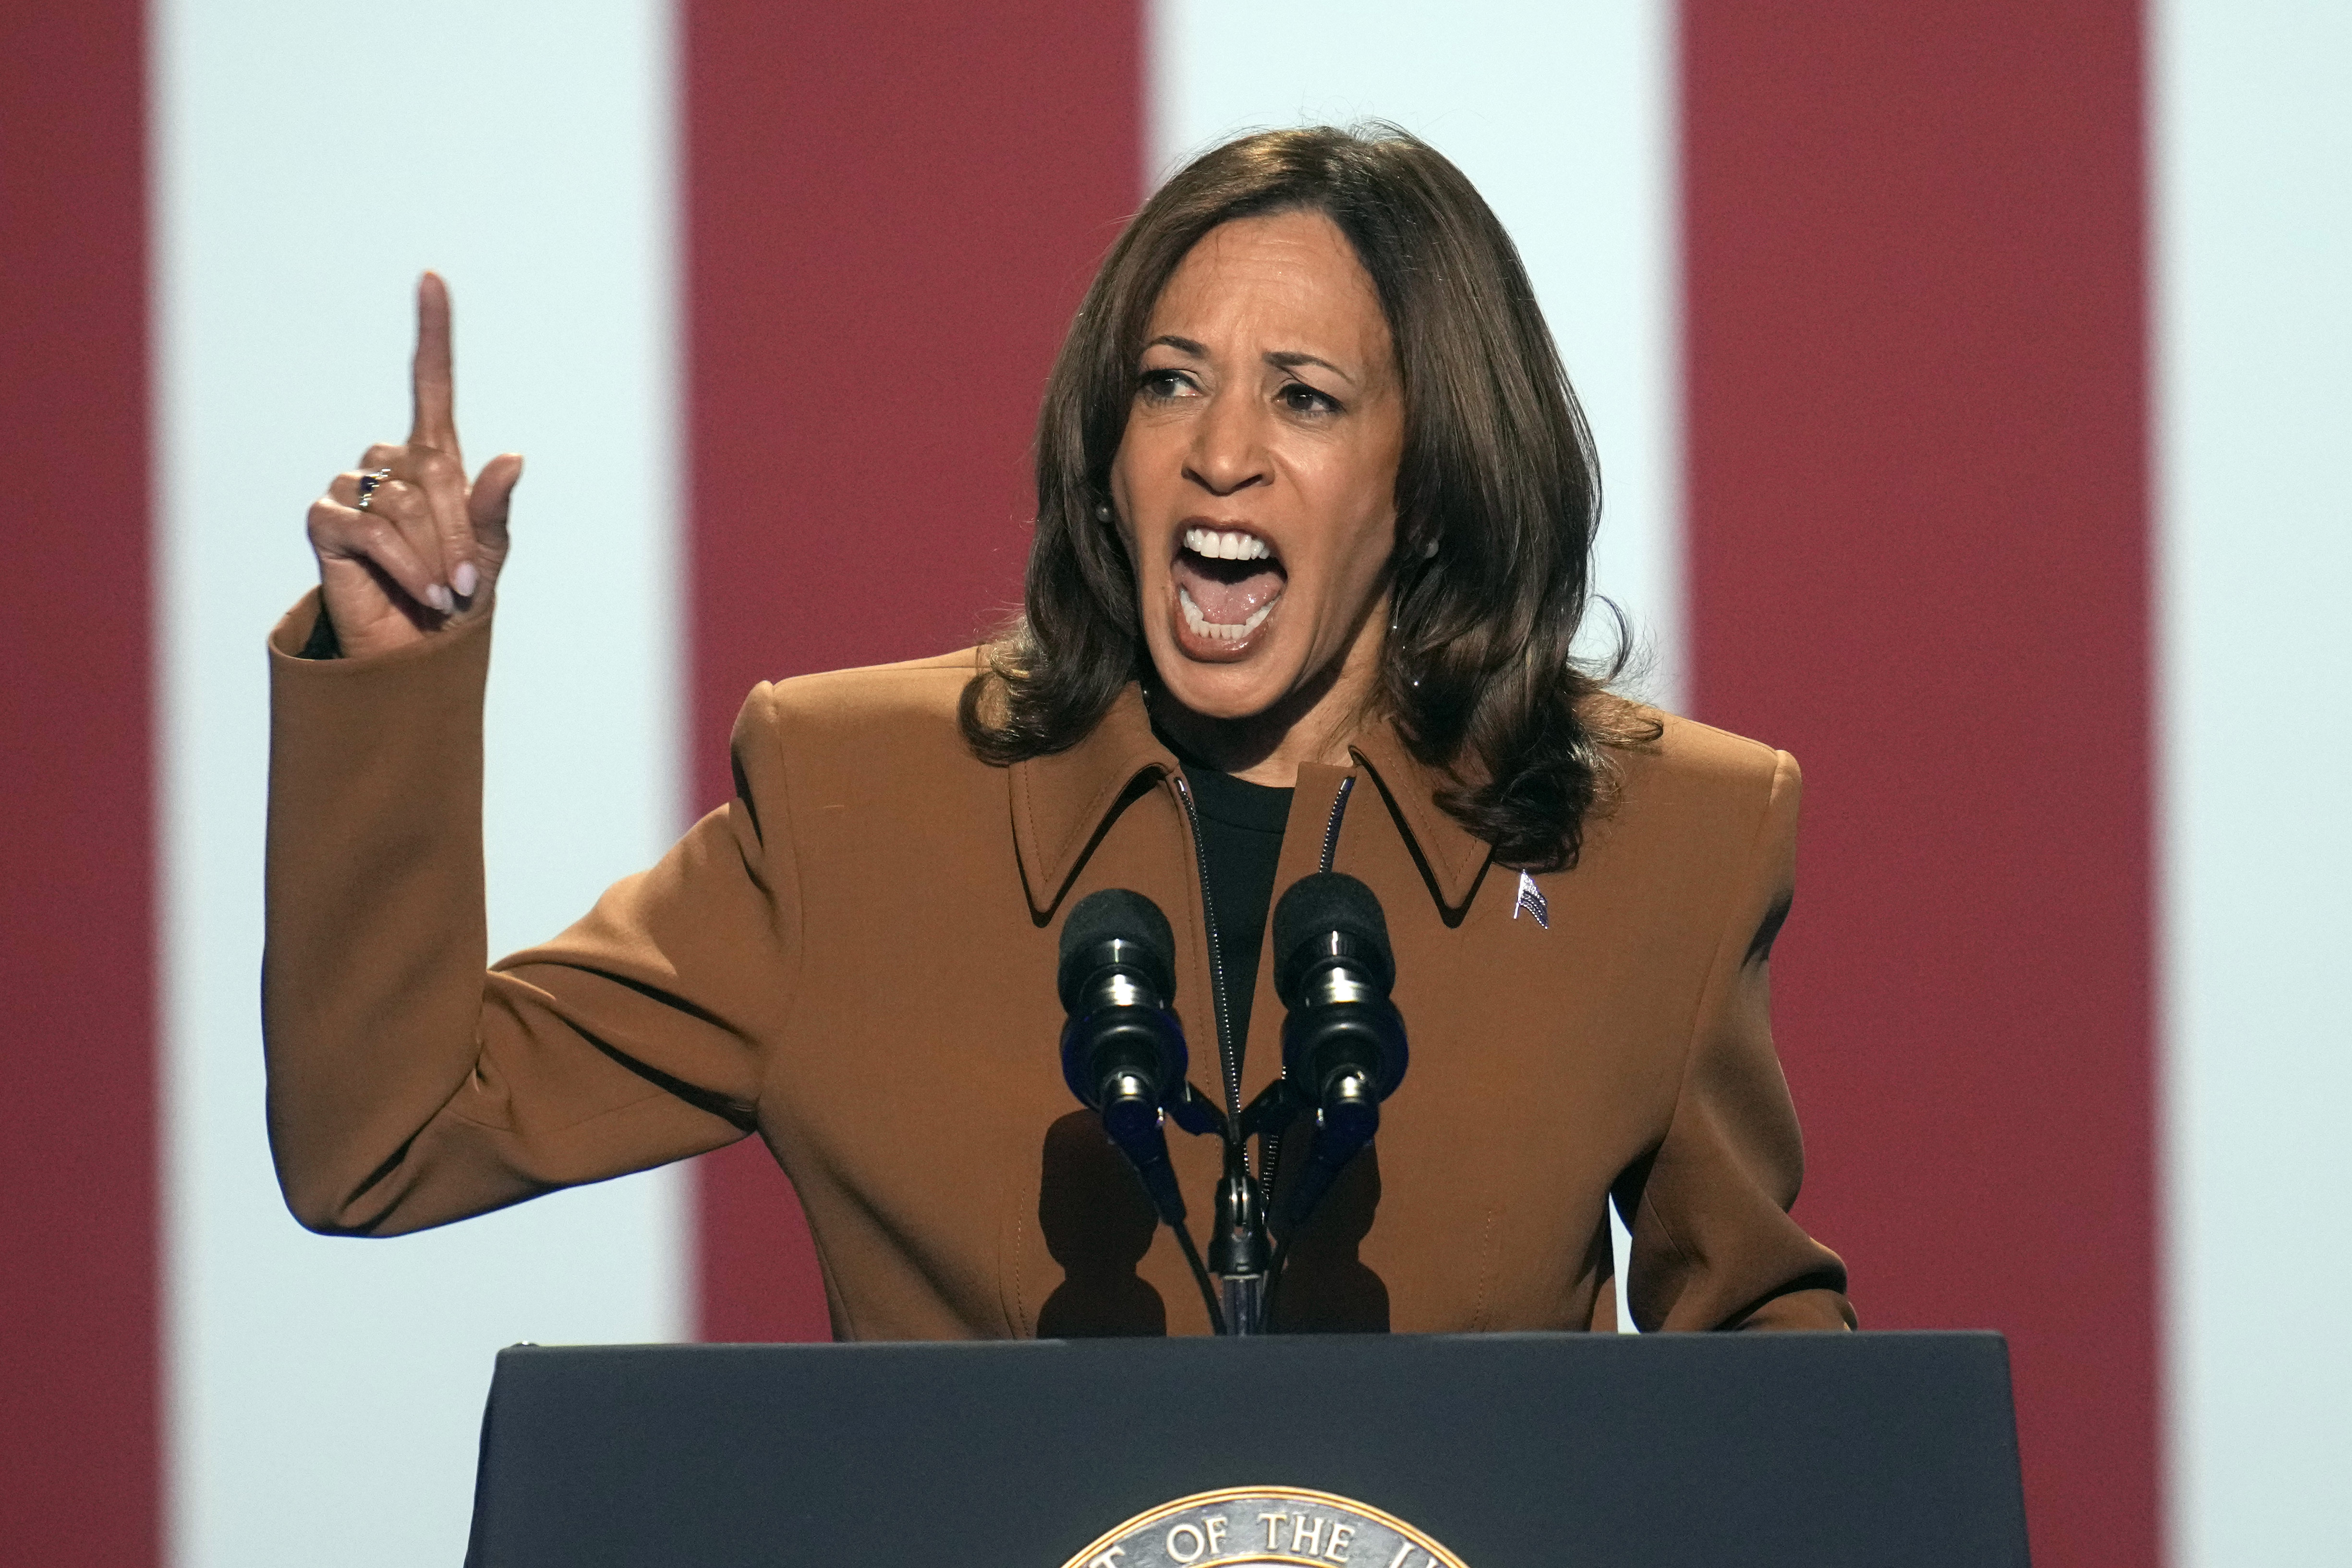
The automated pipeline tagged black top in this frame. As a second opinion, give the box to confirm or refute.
[1179,764,1292,1077]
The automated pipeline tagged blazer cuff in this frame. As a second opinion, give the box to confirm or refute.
[267,587,493,672]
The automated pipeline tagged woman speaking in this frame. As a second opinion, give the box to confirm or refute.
[266,126,1853,1337]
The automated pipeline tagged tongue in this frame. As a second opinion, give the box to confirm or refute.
[1174,553,1285,623]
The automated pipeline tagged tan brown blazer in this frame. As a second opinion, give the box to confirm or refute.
[263,592,1853,1337]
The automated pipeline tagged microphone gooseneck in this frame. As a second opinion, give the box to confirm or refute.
[1053,876,1409,1337]
[1270,872,1410,1233]
[1054,888,1226,1333]
[1056,889,1189,1222]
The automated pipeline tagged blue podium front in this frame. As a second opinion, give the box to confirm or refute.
[464,1332,2029,1568]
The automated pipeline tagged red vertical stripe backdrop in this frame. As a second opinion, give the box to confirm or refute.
[0,5,158,1562]
[683,1,1142,1341]
[1683,5,2153,1565]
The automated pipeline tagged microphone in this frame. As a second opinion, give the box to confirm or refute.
[1057,888,1192,1226]
[1271,872,1410,1229]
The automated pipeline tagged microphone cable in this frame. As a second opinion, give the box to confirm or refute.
[1173,1219,1226,1337]
[1261,1228,1297,1331]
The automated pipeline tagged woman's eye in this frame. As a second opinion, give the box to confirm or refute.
[1279,381,1342,415]
[1138,368,1197,401]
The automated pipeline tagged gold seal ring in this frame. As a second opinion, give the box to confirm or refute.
[354,468,393,511]
[1057,1485,1469,1568]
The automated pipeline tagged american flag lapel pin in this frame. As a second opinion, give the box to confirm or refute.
[1512,869,1550,930]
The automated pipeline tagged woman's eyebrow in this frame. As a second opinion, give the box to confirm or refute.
[1142,336,1357,387]
[1267,349,1356,386]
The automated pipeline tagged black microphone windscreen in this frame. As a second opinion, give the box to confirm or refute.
[1272,872,1393,1006]
[1057,888,1177,1009]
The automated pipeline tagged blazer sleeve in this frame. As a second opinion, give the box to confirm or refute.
[1616,749,1858,1331]
[262,591,796,1235]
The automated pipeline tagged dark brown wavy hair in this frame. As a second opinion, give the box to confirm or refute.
[959,124,1657,872]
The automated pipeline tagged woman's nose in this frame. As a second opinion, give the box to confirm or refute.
[1181,392,1271,497]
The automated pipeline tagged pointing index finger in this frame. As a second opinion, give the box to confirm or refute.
[409,271,460,457]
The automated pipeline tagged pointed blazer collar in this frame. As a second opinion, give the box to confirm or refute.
[1345,723,1496,920]
[1007,684,1173,922]
[1007,684,1494,922]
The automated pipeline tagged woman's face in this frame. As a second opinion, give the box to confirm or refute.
[1110,209,1406,726]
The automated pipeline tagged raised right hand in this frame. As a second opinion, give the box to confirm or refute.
[306,273,524,659]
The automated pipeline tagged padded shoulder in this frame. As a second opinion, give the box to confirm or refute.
[1641,710,1789,787]
[730,648,1002,830]
[755,646,985,740]
[1591,708,1796,854]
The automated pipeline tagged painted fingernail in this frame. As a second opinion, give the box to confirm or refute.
[452,562,479,598]
[427,584,455,614]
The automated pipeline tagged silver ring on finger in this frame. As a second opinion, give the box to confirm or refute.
[355,468,393,512]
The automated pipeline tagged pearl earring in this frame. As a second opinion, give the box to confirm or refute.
[1095,503,1112,522]
[1421,535,1440,559]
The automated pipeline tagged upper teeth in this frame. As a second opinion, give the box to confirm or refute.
[1184,526,1272,562]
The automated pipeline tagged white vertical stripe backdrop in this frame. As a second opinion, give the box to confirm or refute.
[2155,3,2352,1563]
[155,5,688,1565]
[1149,0,1680,1333]
[141,2,2352,1559]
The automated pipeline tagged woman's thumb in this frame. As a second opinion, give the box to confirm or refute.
[470,452,525,537]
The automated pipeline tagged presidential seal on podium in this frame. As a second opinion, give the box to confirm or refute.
[1059,1486,1468,1568]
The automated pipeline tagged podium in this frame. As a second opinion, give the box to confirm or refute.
[465,1332,2029,1568]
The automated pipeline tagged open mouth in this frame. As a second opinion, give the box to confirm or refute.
[1171,524,1286,645]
